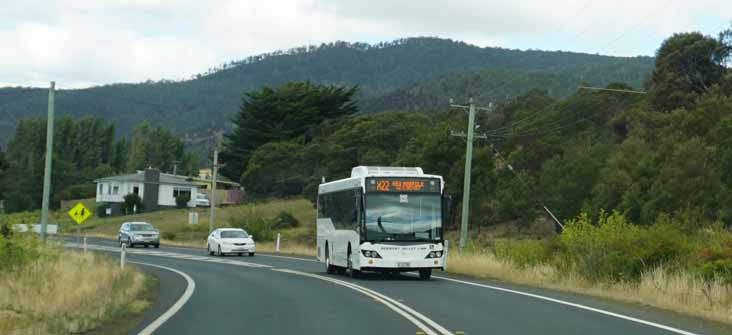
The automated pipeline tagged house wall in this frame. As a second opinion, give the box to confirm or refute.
[158,184,197,207]
[96,182,144,203]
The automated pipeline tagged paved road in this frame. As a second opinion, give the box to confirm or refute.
[70,238,731,335]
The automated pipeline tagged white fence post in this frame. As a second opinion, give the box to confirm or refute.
[276,233,281,253]
[121,244,126,269]
[83,237,87,253]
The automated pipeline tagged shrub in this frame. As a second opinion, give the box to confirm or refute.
[161,232,176,241]
[693,229,732,284]
[123,194,144,214]
[229,208,276,241]
[0,233,51,271]
[273,211,299,229]
[494,239,553,268]
[558,211,688,282]
[175,194,191,209]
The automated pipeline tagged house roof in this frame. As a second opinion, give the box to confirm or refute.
[95,172,198,187]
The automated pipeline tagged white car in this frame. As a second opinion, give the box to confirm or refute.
[207,228,256,256]
[194,193,210,207]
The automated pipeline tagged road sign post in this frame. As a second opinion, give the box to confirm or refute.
[189,212,198,241]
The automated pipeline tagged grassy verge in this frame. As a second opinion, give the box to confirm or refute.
[447,250,732,325]
[0,244,154,334]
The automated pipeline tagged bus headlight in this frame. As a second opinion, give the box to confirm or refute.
[361,250,382,258]
[426,251,443,258]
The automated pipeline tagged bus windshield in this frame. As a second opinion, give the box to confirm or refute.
[365,193,442,242]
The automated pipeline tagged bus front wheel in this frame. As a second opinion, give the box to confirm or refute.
[419,269,432,280]
[347,251,361,278]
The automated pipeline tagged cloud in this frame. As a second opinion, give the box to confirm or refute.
[0,0,729,88]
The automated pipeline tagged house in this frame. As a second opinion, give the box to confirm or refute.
[95,168,199,216]
[189,168,244,205]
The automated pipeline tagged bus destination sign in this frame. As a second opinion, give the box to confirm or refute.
[366,177,441,193]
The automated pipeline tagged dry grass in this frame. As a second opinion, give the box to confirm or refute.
[0,246,151,334]
[256,242,317,257]
[447,250,732,325]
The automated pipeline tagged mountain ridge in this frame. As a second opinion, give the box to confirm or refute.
[0,37,655,146]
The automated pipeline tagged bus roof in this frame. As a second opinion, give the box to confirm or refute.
[318,166,443,194]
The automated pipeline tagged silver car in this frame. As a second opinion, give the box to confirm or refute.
[118,222,160,248]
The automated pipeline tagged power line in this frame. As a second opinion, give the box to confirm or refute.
[483,93,632,139]
[550,0,595,36]
[599,0,675,54]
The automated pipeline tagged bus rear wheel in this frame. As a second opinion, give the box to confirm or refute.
[419,269,432,280]
[325,246,336,274]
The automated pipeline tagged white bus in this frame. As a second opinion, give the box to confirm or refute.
[316,166,446,280]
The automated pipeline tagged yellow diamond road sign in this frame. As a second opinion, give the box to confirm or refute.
[68,202,92,225]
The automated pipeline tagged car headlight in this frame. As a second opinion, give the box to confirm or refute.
[425,251,443,258]
[133,235,142,240]
[361,250,382,258]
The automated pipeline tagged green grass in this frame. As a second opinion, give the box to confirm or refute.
[66,198,315,245]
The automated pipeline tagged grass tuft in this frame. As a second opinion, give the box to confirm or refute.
[0,245,151,334]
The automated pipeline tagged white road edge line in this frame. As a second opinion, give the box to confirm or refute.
[251,251,699,335]
[433,275,698,335]
[132,261,196,335]
[258,253,318,263]
[273,268,452,335]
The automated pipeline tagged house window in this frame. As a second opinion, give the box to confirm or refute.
[133,186,139,195]
[98,183,103,194]
[112,185,119,195]
[107,184,112,195]
[173,187,191,200]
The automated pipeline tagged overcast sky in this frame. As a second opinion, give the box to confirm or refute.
[1,0,729,88]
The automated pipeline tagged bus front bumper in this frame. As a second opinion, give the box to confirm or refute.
[358,257,445,272]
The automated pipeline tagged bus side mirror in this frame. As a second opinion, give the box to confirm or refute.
[443,195,453,219]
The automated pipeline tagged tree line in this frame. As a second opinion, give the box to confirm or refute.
[0,118,196,213]
[221,27,732,231]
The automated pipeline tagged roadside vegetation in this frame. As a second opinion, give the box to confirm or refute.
[448,211,732,325]
[2,25,732,329]
[0,223,154,334]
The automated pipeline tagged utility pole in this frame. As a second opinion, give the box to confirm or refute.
[450,98,493,251]
[209,134,221,234]
[40,81,55,242]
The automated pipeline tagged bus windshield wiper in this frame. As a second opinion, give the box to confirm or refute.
[377,216,388,233]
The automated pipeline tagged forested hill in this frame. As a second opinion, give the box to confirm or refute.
[0,37,653,145]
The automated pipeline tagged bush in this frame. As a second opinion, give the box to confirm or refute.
[175,194,191,209]
[273,211,299,229]
[229,208,276,241]
[161,232,176,241]
[693,229,732,284]
[0,233,51,271]
[495,239,554,268]
[123,194,143,214]
[558,211,688,282]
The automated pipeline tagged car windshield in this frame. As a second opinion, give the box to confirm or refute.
[365,193,442,242]
[220,230,248,238]
[130,224,155,231]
